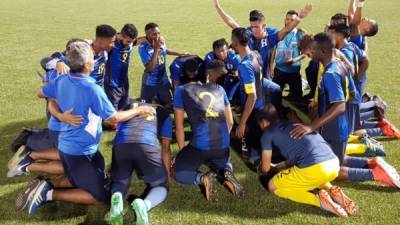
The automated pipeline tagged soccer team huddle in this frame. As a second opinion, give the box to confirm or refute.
[7,0,400,224]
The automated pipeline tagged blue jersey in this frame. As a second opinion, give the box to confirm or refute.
[204,50,241,74]
[238,51,264,110]
[317,61,349,142]
[169,55,205,83]
[114,105,173,147]
[42,73,116,155]
[92,50,108,86]
[174,83,230,150]
[106,41,132,88]
[45,70,64,132]
[341,42,364,104]
[275,29,302,73]
[246,27,280,77]
[261,121,337,168]
[349,35,366,51]
[262,78,282,108]
[138,41,169,86]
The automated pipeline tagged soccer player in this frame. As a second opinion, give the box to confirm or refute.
[44,24,117,86]
[213,0,312,78]
[204,38,241,104]
[104,24,138,110]
[17,41,155,214]
[109,104,172,225]
[271,10,306,99]
[290,32,400,189]
[138,22,189,106]
[169,55,205,88]
[173,61,243,202]
[257,104,356,217]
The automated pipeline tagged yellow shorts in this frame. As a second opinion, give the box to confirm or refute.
[273,158,340,191]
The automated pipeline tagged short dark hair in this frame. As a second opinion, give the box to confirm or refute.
[249,10,265,22]
[232,28,250,46]
[330,13,348,26]
[182,58,202,82]
[314,32,335,52]
[329,23,351,38]
[212,38,228,50]
[96,24,117,38]
[366,21,379,37]
[256,104,279,124]
[144,22,159,31]
[299,34,314,51]
[121,24,138,39]
[286,10,298,16]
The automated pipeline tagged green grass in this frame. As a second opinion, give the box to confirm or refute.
[1,0,400,224]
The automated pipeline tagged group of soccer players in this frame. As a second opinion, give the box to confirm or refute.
[6,0,400,224]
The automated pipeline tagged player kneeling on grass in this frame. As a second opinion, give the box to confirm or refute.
[109,104,173,225]
[16,40,155,215]
[257,104,356,217]
[173,60,243,202]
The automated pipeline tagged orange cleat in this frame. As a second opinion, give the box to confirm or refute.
[318,189,348,218]
[328,186,357,216]
[378,119,400,139]
[371,157,400,188]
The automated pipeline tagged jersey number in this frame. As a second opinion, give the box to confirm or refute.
[159,54,165,64]
[122,52,128,63]
[199,92,219,118]
[98,63,105,75]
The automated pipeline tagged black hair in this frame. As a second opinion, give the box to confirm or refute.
[144,22,159,31]
[96,24,117,38]
[256,104,279,124]
[366,21,379,37]
[232,28,250,46]
[249,10,265,22]
[121,24,138,39]
[182,58,202,82]
[330,13,348,26]
[314,32,335,52]
[212,38,228,50]
[286,10,298,16]
[329,23,351,38]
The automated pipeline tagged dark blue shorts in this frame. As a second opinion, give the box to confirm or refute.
[140,83,172,106]
[347,104,361,134]
[59,151,109,203]
[111,143,167,188]
[325,139,347,165]
[104,84,130,110]
[174,145,232,174]
[26,129,59,151]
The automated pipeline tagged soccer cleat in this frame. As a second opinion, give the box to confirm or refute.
[371,158,400,188]
[15,178,43,211]
[7,152,32,178]
[362,92,372,102]
[359,135,386,157]
[318,189,348,217]
[223,171,244,196]
[110,192,124,225]
[27,180,52,214]
[328,186,357,216]
[201,172,217,202]
[378,119,400,139]
[372,95,387,110]
[11,128,33,152]
[8,145,31,170]
[131,199,149,225]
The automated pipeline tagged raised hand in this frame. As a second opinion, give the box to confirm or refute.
[299,3,313,19]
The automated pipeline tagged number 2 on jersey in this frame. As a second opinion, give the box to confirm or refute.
[199,92,219,118]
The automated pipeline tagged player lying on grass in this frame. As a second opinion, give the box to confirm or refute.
[173,60,244,202]
[257,104,356,217]
[16,40,156,215]
[109,104,172,225]
[138,22,189,106]
[213,0,312,79]
[290,32,400,189]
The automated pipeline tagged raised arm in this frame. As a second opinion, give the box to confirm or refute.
[350,0,366,36]
[277,3,313,41]
[212,0,240,29]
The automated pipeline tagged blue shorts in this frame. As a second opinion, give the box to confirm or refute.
[26,129,59,151]
[111,143,168,195]
[174,145,232,174]
[325,139,347,165]
[59,151,110,203]
[140,83,172,106]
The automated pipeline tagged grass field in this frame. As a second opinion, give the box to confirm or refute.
[1,0,400,224]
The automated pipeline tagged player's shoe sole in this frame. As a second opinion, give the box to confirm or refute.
[15,179,42,211]
[202,172,217,202]
[131,199,149,225]
[318,189,348,217]
[223,171,244,196]
[110,192,124,225]
[373,158,400,188]
[8,145,28,170]
[328,186,357,216]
